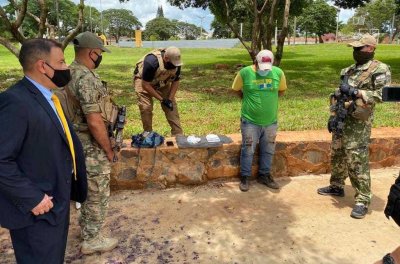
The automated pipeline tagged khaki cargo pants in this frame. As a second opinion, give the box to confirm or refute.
[134,78,183,136]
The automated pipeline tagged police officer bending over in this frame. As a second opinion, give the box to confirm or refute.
[133,46,184,136]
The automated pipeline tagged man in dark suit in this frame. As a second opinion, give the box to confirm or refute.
[0,39,87,263]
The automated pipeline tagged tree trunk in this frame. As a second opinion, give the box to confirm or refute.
[0,0,84,57]
[0,37,20,57]
[0,0,28,44]
[275,0,290,66]
[37,0,47,38]
[318,35,324,43]
[61,0,84,50]
[305,31,308,44]
[250,0,261,60]
[260,22,267,51]
[266,0,278,50]
[223,0,255,60]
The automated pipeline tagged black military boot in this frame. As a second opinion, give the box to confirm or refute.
[317,185,345,197]
[257,173,279,189]
[239,176,249,192]
[350,203,368,219]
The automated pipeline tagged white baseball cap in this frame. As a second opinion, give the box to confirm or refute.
[256,50,274,70]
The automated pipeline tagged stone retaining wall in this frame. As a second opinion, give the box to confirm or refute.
[111,128,400,190]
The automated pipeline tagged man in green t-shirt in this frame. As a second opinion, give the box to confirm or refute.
[232,49,287,192]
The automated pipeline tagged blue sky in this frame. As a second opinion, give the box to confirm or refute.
[1,0,354,32]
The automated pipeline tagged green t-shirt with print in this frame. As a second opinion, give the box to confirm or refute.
[240,65,283,126]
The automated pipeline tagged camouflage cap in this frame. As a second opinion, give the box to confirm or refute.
[73,31,111,53]
[347,33,377,48]
[165,46,182,66]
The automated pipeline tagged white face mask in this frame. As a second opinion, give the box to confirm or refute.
[257,69,270,76]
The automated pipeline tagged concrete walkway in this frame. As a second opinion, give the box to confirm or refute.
[1,167,400,263]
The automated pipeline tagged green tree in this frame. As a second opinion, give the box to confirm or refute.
[143,17,176,40]
[171,19,202,39]
[83,4,102,33]
[297,0,337,43]
[332,0,371,9]
[397,0,400,14]
[359,0,397,32]
[349,0,399,41]
[166,0,307,65]
[211,18,232,38]
[103,8,141,43]
[0,0,84,57]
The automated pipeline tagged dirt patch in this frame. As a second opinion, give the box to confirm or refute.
[1,167,400,264]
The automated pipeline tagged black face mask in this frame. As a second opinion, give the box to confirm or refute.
[353,49,374,65]
[90,51,102,69]
[44,62,71,87]
[165,61,176,70]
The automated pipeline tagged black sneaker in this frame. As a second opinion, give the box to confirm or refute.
[257,173,279,189]
[350,203,368,219]
[317,185,344,197]
[239,176,249,192]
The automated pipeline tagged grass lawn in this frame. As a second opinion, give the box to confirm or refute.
[0,43,399,137]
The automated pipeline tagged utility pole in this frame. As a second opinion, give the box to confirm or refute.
[240,23,243,38]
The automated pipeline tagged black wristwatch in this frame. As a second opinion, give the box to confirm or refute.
[383,253,395,264]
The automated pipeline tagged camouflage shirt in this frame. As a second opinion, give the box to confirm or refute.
[67,60,112,132]
[337,59,391,148]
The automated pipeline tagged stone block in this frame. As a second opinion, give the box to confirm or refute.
[111,129,400,190]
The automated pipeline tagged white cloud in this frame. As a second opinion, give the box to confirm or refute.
[339,9,355,22]
[75,0,214,31]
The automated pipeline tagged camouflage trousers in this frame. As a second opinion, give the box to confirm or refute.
[134,78,183,136]
[78,136,111,241]
[330,138,371,205]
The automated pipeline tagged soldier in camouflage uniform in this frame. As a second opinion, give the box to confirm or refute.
[318,34,391,219]
[66,32,119,254]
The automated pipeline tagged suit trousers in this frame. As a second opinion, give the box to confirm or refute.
[9,210,70,264]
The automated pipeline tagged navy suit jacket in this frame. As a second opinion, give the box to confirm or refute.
[0,77,87,230]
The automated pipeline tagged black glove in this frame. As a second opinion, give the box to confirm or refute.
[340,84,358,97]
[327,116,336,133]
[161,99,173,111]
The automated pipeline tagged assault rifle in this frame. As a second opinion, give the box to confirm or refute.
[327,75,353,138]
[108,106,126,162]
